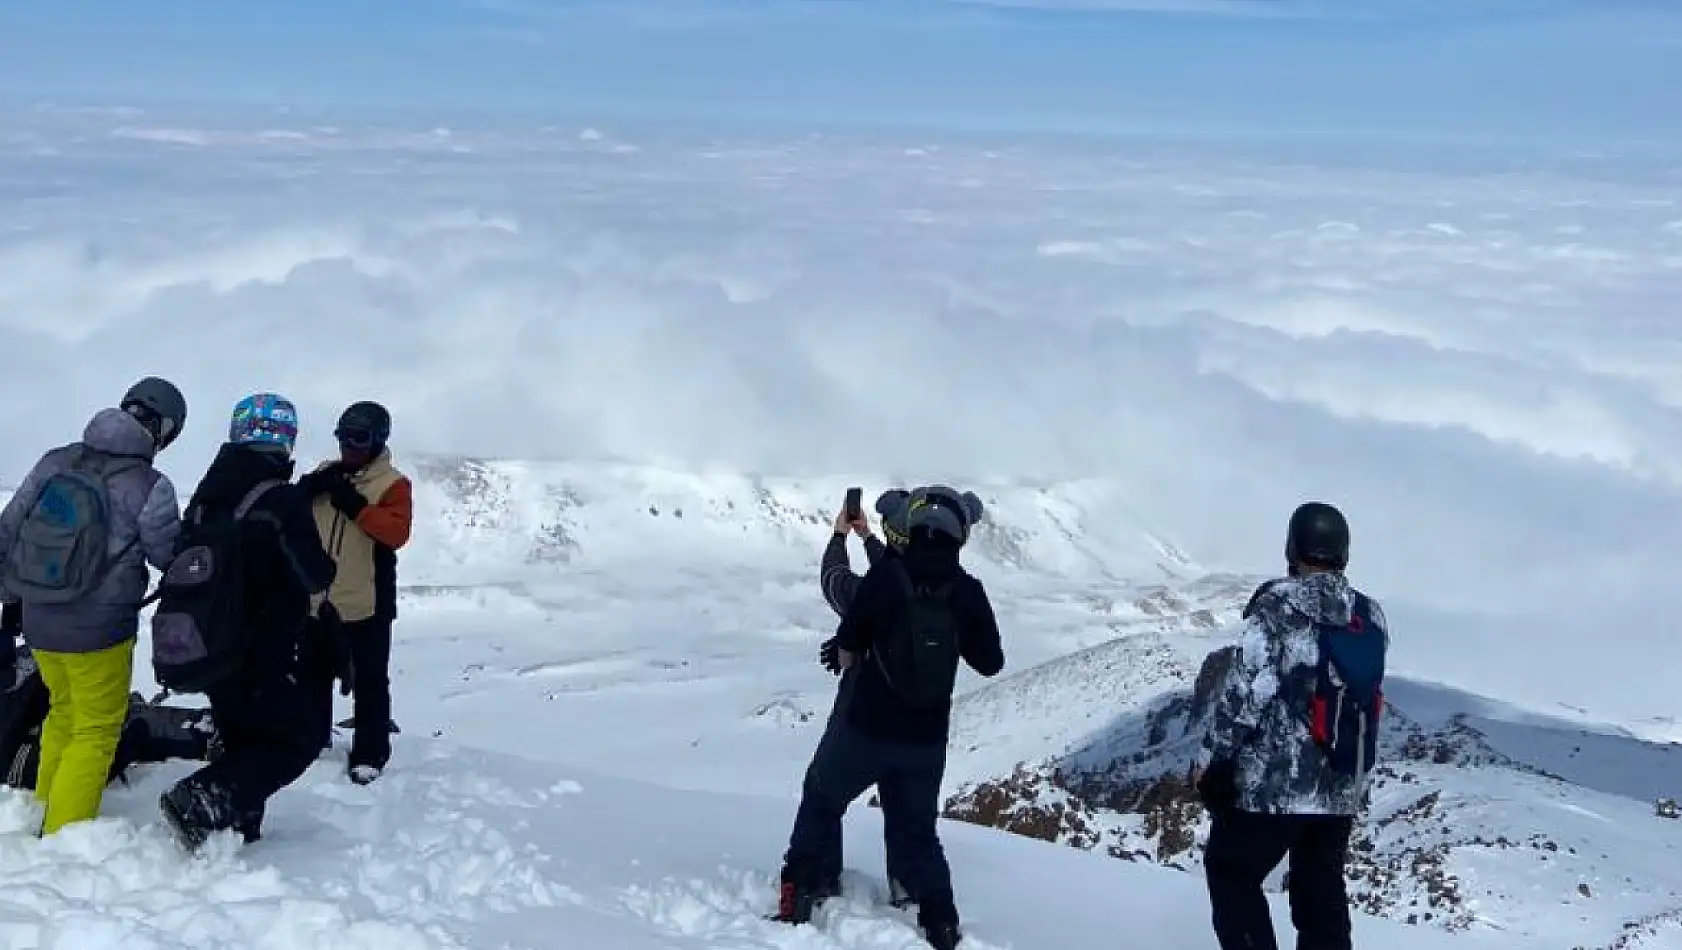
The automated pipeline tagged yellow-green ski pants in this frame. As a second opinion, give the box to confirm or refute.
[32,637,134,835]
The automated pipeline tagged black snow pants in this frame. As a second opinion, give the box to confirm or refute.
[783,719,958,926]
[344,617,393,771]
[1203,807,1354,950]
[811,669,917,899]
[171,642,334,841]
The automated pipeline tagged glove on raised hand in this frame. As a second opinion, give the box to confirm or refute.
[819,637,842,675]
[296,463,346,499]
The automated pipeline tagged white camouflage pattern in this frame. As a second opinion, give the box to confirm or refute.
[1197,569,1389,816]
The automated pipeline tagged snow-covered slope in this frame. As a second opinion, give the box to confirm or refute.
[941,628,1682,949]
[402,453,1207,585]
[0,731,1527,950]
[3,453,1675,949]
[397,453,1248,676]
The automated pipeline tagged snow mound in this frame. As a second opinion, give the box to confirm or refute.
[0,723,1525,950]
[622,868,1010,950]
[0,744,574,950]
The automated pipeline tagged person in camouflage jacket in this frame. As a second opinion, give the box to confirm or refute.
[1192,502,1389,950]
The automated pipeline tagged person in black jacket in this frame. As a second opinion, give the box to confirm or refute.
[778,486,1003,950]
[158,394,337,852]
[814,488,908,903]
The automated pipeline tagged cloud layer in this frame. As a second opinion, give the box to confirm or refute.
[4,106,1682,718]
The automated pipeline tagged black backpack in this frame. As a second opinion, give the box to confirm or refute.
[149,479,281,693]
[873,562,964,709]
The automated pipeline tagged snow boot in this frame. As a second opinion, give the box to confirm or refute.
[159,780,232,853]
[918,901,962,950]
[349,763,382,785]
[923,922,962,950]
[773,867,829,924]
[236,805,265,844]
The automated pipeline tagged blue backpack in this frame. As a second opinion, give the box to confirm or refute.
[1307,591,1386,777]
[1,447,146,605]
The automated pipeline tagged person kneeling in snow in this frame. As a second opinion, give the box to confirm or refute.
[158,394,338,851]
[777,486,1002,950]
[1191,501,1389,950]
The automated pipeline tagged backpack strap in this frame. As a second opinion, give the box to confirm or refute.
[1315,591,1383,696]
[234,479,284,521]
[65,446,151,574]
[190,479,283,527]
[1347,591,1372,633]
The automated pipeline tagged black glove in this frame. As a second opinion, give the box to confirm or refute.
[296,464,343,499]
[819,637,841,675]
[1195,758,1239,813]
[326,476,367,519]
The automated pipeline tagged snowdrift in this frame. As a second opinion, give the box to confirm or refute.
[0,732,1522,950]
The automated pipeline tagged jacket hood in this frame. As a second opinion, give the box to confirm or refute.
[81,407,158,460]
[191,442,294,512]
[1278,569,1353,625]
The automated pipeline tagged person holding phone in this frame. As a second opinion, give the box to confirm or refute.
[784,485,997,950]
[814,487,913,904]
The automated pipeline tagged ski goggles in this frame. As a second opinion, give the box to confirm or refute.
[906,493,971,542]
[121,400,179,448]
[334,427,376,449]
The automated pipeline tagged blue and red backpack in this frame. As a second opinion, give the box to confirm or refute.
[1306,591,1387,778]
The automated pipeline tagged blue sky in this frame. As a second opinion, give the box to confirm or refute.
[2,0,1680,144]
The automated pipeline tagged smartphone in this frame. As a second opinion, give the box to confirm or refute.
[844,486,863,520]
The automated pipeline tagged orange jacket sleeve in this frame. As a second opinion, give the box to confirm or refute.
[355,476,413,550]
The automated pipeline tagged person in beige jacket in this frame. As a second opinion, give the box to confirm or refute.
[296,401,412,785]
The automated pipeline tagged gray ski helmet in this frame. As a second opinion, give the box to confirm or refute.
[120,376,187,450]
[875,489,913,548]
[905,484,974,543]
[1285,501,1350,570]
